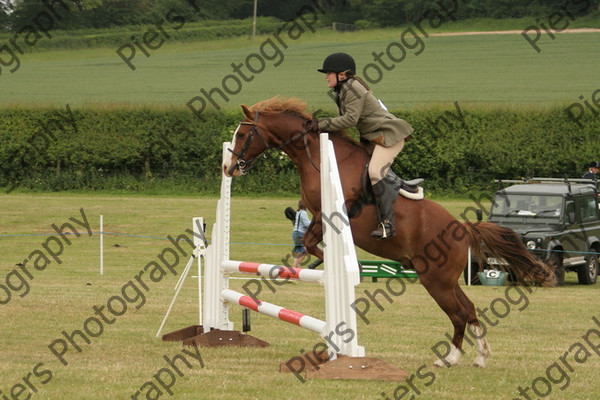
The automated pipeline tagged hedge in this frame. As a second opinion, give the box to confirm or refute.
[0,104,598,195]
[0,17,285,51]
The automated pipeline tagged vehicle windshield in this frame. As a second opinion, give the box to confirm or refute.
[490,194,563,218]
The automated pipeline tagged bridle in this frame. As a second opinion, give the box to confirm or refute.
[228,111,320,175]
[228,111,271,175]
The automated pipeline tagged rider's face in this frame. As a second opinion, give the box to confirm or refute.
[325,72,338,88]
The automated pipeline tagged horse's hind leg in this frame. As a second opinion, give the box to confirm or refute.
[468,322,491,368]
[455,285,491,367]
[420,281,468,367]
[302,215,324,261]
[433,300,467,366]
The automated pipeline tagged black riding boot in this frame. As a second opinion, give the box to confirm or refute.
[370,180,396,239]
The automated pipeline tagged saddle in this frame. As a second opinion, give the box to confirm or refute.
[347,166,424,219]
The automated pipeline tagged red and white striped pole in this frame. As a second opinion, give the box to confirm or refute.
[221,260,324,283]
[221,289,326,334]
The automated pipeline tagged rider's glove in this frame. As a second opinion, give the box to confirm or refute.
[303,119,320,133]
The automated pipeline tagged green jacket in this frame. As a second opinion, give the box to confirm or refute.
[317,78,413,147]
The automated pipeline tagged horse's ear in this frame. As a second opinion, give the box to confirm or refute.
[241,105,253,119]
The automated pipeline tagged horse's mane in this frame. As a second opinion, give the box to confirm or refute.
[249,96,311,119]
[248,96,363,148]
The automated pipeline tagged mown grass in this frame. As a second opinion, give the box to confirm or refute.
[1,15,600,398]
[0,193,599,400]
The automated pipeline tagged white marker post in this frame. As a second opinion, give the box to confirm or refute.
[100,215,104,275]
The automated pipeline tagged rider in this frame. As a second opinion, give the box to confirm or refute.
[305,52,414,239]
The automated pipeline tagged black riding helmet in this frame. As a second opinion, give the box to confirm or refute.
[318,52,356,75]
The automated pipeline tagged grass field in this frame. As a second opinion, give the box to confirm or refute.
[2,16,600,400]
[2,26,599,111]
[1,194,599,400]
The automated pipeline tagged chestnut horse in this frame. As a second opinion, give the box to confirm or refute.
[222,97,555,368]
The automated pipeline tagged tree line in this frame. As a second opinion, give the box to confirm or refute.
[1,0,598,32]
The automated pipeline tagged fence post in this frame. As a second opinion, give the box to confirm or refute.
[320,133,365,358]
[100,215,104,275]
[203,142,233,331]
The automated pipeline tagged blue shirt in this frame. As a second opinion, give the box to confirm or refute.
[294,209,310,234]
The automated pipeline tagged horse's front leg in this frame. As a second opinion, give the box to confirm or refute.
[302,213,324,262]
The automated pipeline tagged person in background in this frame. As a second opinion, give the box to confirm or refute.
[582,161,599,180]
[285,203,323,269]
[292,200,311,268]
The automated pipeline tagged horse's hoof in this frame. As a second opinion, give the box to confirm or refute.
[473,360,487,368]
[432,359,451,368]
[432,344,462,368]
[472,357,487,368]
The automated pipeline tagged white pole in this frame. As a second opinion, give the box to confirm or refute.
[319,133,364,358]
[100,215,104,275]
[203,143,233,331]
[252,0,257,40]
[193,217,204,326]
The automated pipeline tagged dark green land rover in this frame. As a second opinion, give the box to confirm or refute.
[465,178,600,285]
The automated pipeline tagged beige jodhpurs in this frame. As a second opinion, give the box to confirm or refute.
[368,140,405,184]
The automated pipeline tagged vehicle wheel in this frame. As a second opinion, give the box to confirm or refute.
[463,261,481,285]
[548,252,564,286]
[577,253,598,285]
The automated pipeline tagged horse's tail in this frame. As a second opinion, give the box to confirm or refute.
[464,222,556,287]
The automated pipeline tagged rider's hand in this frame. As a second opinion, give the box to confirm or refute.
[303,119,319,133]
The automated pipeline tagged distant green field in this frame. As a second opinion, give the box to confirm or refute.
[1,27,599,111]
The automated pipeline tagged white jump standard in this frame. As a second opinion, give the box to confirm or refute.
[162,134,407,381]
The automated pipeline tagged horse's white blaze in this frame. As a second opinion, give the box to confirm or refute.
[222,125,240,176]
[469,323,491,368]
[433,343,462,367]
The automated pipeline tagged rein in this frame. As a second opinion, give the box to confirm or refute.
[229,111,320,175]
[303,130,320,173]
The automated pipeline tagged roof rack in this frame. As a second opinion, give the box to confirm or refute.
[495,177,599,192]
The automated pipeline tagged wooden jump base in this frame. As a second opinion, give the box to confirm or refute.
[162,134,408,381]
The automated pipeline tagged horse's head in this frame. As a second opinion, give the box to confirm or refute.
[223,98,310,177]
[223,105,271,177]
